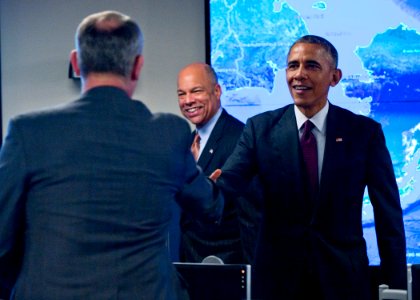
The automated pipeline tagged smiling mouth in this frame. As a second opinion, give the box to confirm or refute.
[293,85,311,91]
[184,106,203,118]
[185,106,203,113]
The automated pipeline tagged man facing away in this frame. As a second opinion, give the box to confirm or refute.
[176,62,261,264]
[213,35,407,299]
[0,11,222,300]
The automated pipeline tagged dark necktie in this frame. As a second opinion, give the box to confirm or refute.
[191,132,201,161]
[300,120,318,195]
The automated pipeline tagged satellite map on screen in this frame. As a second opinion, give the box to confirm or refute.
[210,0,420,264]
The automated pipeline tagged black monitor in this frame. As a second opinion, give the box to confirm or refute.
[411,264,420,300]
[173,262,251,300]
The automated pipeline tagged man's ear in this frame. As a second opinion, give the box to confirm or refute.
[214,83,222,99]
[70,50,81,77]
[330,68,342,87]
[131,55,144,81]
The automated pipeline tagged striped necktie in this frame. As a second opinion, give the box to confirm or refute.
[191,132,201,161]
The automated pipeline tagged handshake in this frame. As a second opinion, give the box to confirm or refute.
[209,169,222,182]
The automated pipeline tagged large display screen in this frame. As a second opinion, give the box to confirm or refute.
[208,0,420,265]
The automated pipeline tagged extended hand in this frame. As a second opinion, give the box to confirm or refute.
[209,169,222,182]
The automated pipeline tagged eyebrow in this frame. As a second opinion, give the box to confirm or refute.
[287,60,298,65]
[287,59,321,66]
[306,60,322,66]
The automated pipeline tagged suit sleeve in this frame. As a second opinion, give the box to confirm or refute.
[0,119,27,295]
[175,131,224,224]
[218,118,259,198]
[367,122,407,289]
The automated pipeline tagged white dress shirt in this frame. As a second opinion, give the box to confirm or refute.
[294,101,329,181]
[195,107,223,159]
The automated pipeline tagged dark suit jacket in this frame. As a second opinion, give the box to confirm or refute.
[180,109,260,264]
[0,86,223,300]
[218,103,406,300]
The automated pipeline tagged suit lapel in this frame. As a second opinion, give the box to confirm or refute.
[316,104,348,212]
[270,106,306,201]
[197,110,228,172]
[271,106,301,169]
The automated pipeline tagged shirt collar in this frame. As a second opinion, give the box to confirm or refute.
[294,101,329,135]
[196,107,223,140]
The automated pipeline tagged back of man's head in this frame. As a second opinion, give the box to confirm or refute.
[75,11,143,78]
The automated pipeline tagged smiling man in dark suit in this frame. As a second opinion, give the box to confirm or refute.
[0,11,223,300]
[214,35,407,299]
[176,62,261,264]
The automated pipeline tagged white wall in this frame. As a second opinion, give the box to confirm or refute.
[1,0,205,136]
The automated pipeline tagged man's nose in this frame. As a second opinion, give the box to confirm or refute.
[294,66,307,80]
[185,93,195,104]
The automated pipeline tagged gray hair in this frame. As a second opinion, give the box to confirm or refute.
[75,11,143,77]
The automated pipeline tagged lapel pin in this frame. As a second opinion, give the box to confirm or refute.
[336,137,343,142]
[209,149,214,154]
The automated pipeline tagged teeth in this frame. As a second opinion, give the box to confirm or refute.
[295,86,309,90]
[186,108,198,113]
